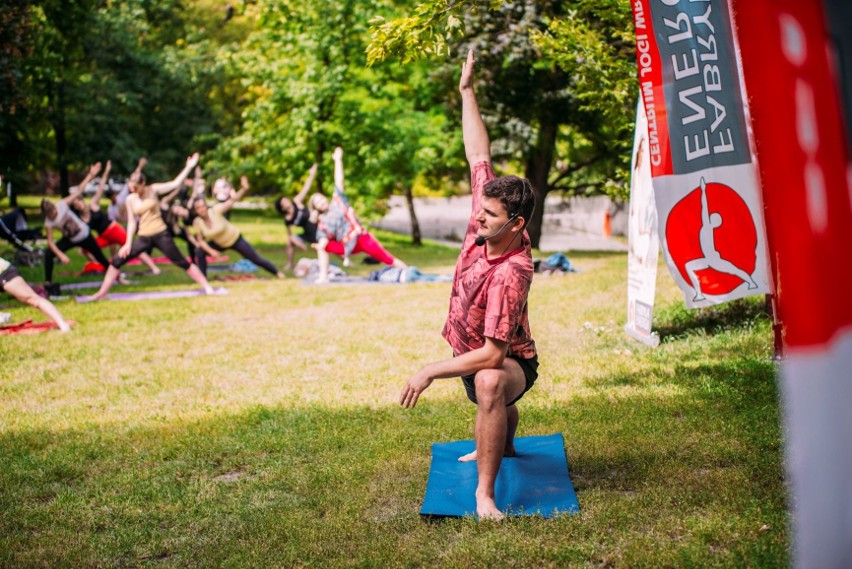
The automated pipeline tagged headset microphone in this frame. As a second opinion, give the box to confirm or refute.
[475,211,519,246]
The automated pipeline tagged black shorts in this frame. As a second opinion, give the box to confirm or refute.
[0,264,21,290]
[461,354,539,406]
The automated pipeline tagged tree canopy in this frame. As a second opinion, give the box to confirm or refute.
[1,0,639,247]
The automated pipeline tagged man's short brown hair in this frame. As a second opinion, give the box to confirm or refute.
[483,175,536,226]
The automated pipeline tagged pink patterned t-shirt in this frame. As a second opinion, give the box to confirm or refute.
[441,162,537,359]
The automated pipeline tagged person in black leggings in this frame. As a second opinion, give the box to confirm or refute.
[40,162,110,286]
[190,176,284,278]
[70,159,162,274]
[85,153,215,301]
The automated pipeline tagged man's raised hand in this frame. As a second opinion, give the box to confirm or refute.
[459,49,476,92]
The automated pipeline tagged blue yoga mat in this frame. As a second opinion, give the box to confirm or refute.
[420,433,579,518]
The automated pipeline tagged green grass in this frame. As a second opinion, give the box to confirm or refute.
[0,207,786,568]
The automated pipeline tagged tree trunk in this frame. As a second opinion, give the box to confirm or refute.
[48,72,69,197]
[315,141,325,195]
[402,184,422,246]
[524,119,558,249]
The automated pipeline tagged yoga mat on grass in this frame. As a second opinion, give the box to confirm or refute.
[420,433,579,518]
[0,319,75,335]
[124,254,229,266]
[212,274,257,282]
[76,287,228,303]
[59,280,139,290]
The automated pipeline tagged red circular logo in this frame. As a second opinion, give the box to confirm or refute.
[666,181,758,297]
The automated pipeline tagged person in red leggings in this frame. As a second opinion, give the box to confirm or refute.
[309,146,406,283]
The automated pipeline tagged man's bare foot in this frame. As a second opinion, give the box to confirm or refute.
[458,450,477,462]
[475,494,505,521]
[458,446,516,462]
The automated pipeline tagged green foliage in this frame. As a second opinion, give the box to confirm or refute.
[365,0,641,244]
[0,0,246,188]
[533,0,637,201]
[207,0,457,220]
[366,0,484,65]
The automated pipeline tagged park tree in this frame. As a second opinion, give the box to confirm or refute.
[0,0,246,194]
[368,0,637,248]
[209,0,453,242]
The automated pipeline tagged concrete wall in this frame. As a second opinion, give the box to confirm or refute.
[372,194,628,252]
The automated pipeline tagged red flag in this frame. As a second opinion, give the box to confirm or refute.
[735,1,852,567]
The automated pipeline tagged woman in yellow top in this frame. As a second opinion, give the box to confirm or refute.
[190,176,284,278]
[86,153,215,300]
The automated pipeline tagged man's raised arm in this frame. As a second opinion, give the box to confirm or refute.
[459,49,491,167]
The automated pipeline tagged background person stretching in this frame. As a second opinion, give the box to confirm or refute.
[41,162,111,287]
[70,159,161,275]
[86,153,214,300]
[311,147,406,283]
[1,256,71,332]
[190,175,284,278]
[399,50,538,522]
[275,163,318,273]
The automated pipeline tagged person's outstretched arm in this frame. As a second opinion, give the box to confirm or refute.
[401,337,509,409]
[294,163,318,207]
[219,176,249,213]
[150,153,200,196]
[118,196,139,258]
[45,226,69,265]
[332,147,345,194]
[699,177,710,225]
[63,162,101,204]
[159,184,182,208]
[89,160,112,212]
[460,50,491,167]
[192,166,205,198]
[130,156,147,183]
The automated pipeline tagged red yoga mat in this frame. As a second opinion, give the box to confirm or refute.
[0,319,75,335]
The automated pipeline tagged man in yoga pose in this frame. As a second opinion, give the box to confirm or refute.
[685,177,758,302]
[399,50,538,521]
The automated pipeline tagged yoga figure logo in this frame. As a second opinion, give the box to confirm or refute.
[666,178,760,301]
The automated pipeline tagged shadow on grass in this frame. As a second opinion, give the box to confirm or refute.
[654,296,773,342]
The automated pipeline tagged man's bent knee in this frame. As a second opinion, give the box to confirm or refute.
[474,369,506,407]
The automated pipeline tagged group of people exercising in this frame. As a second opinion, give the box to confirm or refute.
[1,146,406,328]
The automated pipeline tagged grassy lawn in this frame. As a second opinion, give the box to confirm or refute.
[0,205,787,567]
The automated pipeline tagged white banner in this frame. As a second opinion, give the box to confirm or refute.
[625,94,660,346]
